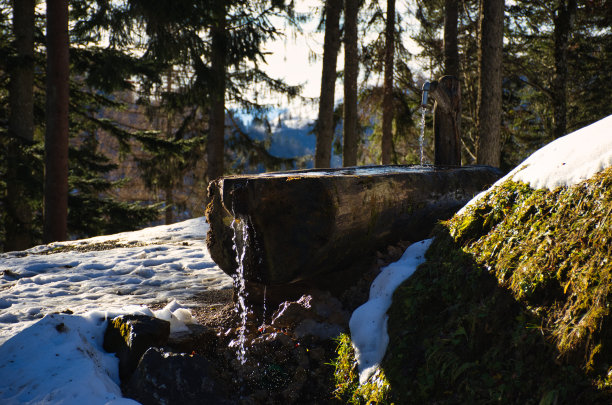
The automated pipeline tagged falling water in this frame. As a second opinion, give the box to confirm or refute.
[260,286,267,330]
[230,218,249,365]
[419,106,427,165]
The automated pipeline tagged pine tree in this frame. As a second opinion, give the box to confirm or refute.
[381,0,396,165]
[475,0,504,167]
[357,0,418,165]
[343,0,359,167]
[551,0,577,139]
[5,0,35,250]
[0,0,163,250]
[43,0,69,242]
[122,0,300,182]
[207,0,227,181]
[315,0,342,168]
[443,0,459,77]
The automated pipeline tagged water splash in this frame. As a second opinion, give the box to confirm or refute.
[419,106,427,165]
[230,218,249,365]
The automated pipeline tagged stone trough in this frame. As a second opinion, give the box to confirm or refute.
[206,165,501,290]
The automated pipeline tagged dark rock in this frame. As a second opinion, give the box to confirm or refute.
[167,323,218,356]
[124,347,231,405]
[103,314,170,381]
[294,319,344,340]
[270,295,312,329]
[270,291,349,340]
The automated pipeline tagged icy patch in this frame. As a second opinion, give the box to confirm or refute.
[349,239,433,384]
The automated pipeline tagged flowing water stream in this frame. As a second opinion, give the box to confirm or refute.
[230,218,249,365]
[419,106,427,165]
[260,286,267,330]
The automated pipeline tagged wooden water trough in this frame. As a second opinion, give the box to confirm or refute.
[206,165,501,286]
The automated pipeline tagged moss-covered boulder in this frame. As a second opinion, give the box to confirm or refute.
[334,167,612,404]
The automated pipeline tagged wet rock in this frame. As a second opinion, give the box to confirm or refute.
[124,347,231,405]
[270,291,349,340]
[271,295,313,329]
[103,314,170,381]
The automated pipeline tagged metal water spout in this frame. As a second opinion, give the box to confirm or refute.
[421,81,437,108]
[421,81,430,107]
[420,76,461,166]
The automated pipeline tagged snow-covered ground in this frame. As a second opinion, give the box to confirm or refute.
[0,114,610,403]
[0,218,232,344]
[0,218,232,404]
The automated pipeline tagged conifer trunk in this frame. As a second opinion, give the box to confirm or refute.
[314,0,342,168]
[343,0,359,167]
[443,0,459,77]
[476,0,504,167]
[381,0,395,165]
[5,0,35,250]
[207,2,227,181]
[164,187,173,224]
[44,0,70,243]
[552,0,577,139]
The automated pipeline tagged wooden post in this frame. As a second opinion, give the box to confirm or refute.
[430,75,461,166]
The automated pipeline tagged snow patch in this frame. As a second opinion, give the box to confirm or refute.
[460,114,612,213]
[349,239,433,384]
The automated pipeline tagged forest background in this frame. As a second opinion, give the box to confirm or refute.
[0,0,610,252]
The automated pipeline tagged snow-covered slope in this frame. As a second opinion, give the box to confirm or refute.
[349,114,612,384]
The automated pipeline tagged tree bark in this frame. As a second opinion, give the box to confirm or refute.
[443,0,460,77]
[551,0,577,139]
[164,187,174,224]
[5,0,35,251]
[44,0,70,243]
[315,0,342,168]
[381,0,396,164]
[431,76,462,165]
[343,0,359,167]
[476,0,504,167]
[207,2,227,181]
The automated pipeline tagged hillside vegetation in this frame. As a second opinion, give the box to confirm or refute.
[334,166,612,404]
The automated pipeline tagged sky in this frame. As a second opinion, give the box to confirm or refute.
[1,114,610,402]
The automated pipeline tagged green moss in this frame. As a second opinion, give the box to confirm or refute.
[448,168,612,373]
[332,333,392,404]
[335,167,612,403]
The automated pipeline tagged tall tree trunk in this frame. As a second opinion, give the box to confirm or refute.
[381,0,396,164]
[44,0,70,243]
[164,187,174,224]
[165,70,174,224]
[476,0,504,167]
[343,0,359,167]
[551,0,577,139]
[443,0,459,77]
[314,0,342,168]
[207,2,227,181]
[5,0,35,251]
